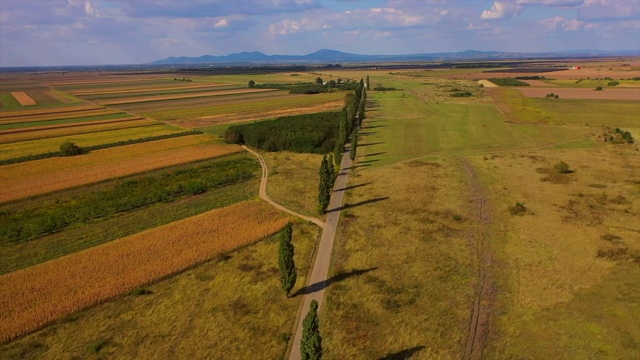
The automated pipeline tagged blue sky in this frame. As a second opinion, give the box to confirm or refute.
[0,0,638,66]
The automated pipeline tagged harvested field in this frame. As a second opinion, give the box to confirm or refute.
[477,80,498,88]
[145,92,345,121]
[0,116,146,135]
[182,100,344,129]
[0,200,288,343]
[517,87,640,100]
[0,119,159,144]
[0,104,100,119]
[70,83,230,96]
[100,88,276,105]
[9,92,36,106]
[0,135,242,203]
[0,109,119,125]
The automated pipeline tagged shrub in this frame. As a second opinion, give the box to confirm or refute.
[59,142,84,156]
[487,78,530,86]
[554,161,572,174]
[509,202,527,215]
[130,288,153,296]
[607,80,619,86]
[248,80,255,88]
[595,86,603,91]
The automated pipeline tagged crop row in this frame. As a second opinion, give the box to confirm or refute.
[0,118,159,144]
[0,200,288,343]
[0,135,243,203]
[77,84,237,100]
[0,109,118,125]
[0,104,99,119]
[100,88,276,105]
[0,130,202,165]
[146,91,345,120]
[0,112,133,131]
[0,154,258,244]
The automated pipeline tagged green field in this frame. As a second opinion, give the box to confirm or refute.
[361,89,578,167]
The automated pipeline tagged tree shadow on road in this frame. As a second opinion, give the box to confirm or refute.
[378,346,426,360]
[327,196,389,213]
[333,182,371,192]
[294,267,377,296]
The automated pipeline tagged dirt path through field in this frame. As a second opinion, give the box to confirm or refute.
[241,146,324,228]
[461,159,496,360]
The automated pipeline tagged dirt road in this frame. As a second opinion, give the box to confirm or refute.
[462,159,495,360]
[288,148,352,360]
[242,145,324,228]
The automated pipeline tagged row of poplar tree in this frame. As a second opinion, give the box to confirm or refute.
[278,76,369,359]
[318,77,368,214]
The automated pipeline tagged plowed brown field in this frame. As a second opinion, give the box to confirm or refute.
[9,92,36,106]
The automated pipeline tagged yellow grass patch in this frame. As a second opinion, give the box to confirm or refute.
[0,200,288,343]
[0,135,242,203]
[100,88,276,105]
[9,92,36,106]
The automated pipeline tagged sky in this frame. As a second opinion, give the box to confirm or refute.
[0,0,639,67]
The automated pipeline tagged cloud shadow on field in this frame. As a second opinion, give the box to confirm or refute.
[378,346,426,360]
[327,196,389,213]
[294,267,377,296]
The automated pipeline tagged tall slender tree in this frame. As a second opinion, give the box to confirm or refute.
[366,74,370,90]
[301,300,322,360]
[278,222,296,297]
[333,141,343,168]
[350,128,358,161]
[317,155,331,213]
[326,153,336,186]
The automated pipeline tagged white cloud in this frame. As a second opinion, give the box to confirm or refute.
[481,2,522,19]
[579,0,640,21]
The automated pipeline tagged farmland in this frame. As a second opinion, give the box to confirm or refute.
[1,58,639,359]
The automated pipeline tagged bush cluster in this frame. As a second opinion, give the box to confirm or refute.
[545,93,559,99]
[488,78,530,87]
[224,111,340,153]
[604,127,635,144]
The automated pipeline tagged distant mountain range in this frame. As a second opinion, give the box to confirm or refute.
[150,49,640,65]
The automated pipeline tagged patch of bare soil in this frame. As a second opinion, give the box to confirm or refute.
[461,159,496,360]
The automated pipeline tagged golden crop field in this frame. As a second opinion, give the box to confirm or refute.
[0,118,160,144]
[9,92,36,106]
[0,200,289,343]
[0,116,146,137]
[0,123,184,160]
[0,135,243,203]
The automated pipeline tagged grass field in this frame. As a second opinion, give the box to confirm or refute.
[0,221,318,359]
[0,135,242,203]
[0,200,289,343]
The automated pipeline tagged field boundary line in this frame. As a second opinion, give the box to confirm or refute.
[241,145,325,228]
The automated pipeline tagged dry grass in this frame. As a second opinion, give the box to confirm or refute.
[0,118,159,144]
[9,92,36,106]
[473,144,640,359]
[0,135,242,203]
[0,200,289,343]
[323,159,475,359]
[263,151,324,217]
[517,87,640,100]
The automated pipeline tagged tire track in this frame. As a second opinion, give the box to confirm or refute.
[462,159,495,360]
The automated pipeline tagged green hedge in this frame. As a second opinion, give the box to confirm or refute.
[488,78,530,87]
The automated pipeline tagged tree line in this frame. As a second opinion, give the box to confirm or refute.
[224,112,340,154]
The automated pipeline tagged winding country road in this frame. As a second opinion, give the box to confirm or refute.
[242,145,324,228]
[241,145,352,359]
